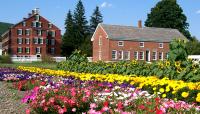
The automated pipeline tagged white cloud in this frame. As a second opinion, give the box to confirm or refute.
[196,10,200,14]
[100,2,112,8]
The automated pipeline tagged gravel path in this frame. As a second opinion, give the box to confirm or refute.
[0,81,28,114]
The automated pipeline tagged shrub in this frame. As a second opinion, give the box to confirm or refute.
[0,55,12,63]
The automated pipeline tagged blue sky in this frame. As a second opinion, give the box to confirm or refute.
[0,0,200,39]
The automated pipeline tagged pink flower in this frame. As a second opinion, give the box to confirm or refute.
[44,107,48,111]
[33,86,40,92]
[25,109,30,114]
[90,103,97,109]
[72,108,76,112]
[102,106,109,112]
[58,108,64,114]
[49,97,55,103]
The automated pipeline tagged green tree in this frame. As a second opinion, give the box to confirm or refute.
[73,0,88,49]
[90,6,103,33]
[61,10,75,56]
[186,37,200,55]
[168,39,188,61]
[145,0,191,40]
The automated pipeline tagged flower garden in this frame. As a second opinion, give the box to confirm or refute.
[1,63,200,114]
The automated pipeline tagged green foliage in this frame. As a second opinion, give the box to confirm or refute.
[0,55,12,63]
[145,0,191,39]
[90,6,103,33]
[0,22,13,41]
[186,37,200,55]
[58,52,200,82]
[168,39,188,61]
[62,10,75,56]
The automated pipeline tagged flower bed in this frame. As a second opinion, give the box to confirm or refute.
[1,67,200,113]
[18,66,200,104]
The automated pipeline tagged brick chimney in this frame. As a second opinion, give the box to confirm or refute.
[138,20,142,28]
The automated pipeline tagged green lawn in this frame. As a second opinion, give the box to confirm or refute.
[0,62,58,69]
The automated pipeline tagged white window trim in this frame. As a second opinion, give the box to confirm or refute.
[22,22,26,26]
[124,51,130,60]
[39,37,43,44]
[118,41,124,46]
[36,47,41,54]
[140,42,144,47]
[17,29,22,35]
[25,47,30,54]
[35,15,40,21]
[139,51,144,60]
[159,52,163,60]
[32,21,36,27]
[118,50,123,60]
[159,43,163,48]
[48,23,52,28]
[17,38,22,44]
[98,36,102,46]
[152,51,157,60]
[134,51,138,60]
[112,50,117,60]
[26,29,30,36]
[34,38,38,44]
[26,38,30,44]
[37,30,42,36]
[17,47,22,53]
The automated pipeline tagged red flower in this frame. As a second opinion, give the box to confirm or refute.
[40,81,46,86]
[156,109,163,114]
[117,101,123,110]
[138,105,145,110]
[103,101,109,107]
[25,108,30,114]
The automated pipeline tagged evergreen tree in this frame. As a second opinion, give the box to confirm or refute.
[73,0,88,49]
[61,10,75,56]
[145,0,191,39]
[90,6,103,33]
[186,37,200,55]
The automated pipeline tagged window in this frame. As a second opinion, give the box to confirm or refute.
[124,51,130,60]
[36,22,42,28]
[98,51,102,60]
[32,21,36,27]
[139,42,144,47]
[17,47,22,53]
[25,38,30,44]
[98,36,102,45]
[112,50,117,60]
[152,51,157,60]
[39,38,43,44]
[47,30,55,37]
[17,29,22,35]
[159,43,163,48]
[34,38,38,44]
[36,30,42,36]
[52,31,55,37]
[22,22,26,26]
[25,47,30,54]
[35,15,40,21]
[134,51,138,60]
[51,39,55,45]
[51,48,55,54]
[48,23,52,28]
[165,52,169,59]
[17,38,23,44]
[118,41,124,46]
[139,51,144,60]
[118,51,123,60]
[159,52,163,60]
[25,29,30,36]
[36,47,41,53]
[46,39,49,45]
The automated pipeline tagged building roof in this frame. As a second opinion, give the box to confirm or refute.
[92,23,187,42]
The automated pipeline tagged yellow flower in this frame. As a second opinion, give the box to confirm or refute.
[165,61,170,67]
[172,91,176,94]
[153,87,156,91]
[162,94,166,98]
[175,61,181,67]
[165,87,170,92]
[159,88,165,93]
[181,92,189,98]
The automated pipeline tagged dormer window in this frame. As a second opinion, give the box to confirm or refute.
[140,42,144,47]
[35,15,40,21]
[159,43,163,48]
[48,23,52,28]
[22,22,26,26]
[118,41,124,46]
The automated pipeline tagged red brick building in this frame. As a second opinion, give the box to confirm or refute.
[91,22,187,62]
[1,8,61,58]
